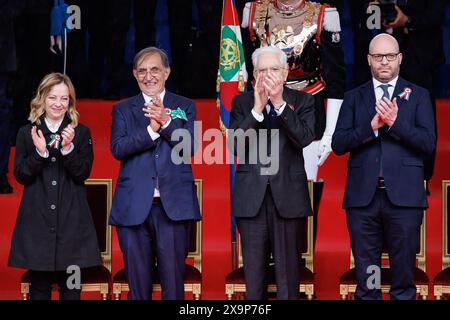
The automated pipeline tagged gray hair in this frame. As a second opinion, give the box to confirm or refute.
[251,46,287,68]
[133,47,170,69]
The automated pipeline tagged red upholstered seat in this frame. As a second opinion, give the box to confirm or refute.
[225,265,314,284]
[433,268,450,285]
[340,267,429,286]
[113,264,201,285]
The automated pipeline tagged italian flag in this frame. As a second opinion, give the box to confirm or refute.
[217,0,248,133]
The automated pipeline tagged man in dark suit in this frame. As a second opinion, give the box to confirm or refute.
[349,0,447,184]
[109,47,201,300]
[332,33,436,300]
[229,46,315,299]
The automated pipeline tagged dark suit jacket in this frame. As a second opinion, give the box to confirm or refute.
[332,77,436,209]
[109,91,201,226]
[229,87,315,219]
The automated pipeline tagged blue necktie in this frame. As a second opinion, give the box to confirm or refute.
[378,84,391,177]
[268,101,279,129]
[379,84,391,100]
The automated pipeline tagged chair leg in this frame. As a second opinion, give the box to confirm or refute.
[340,294,347,300]
[226,293,233,300]
[194,293,200,300]
[22,293,29,300]
[114,293,121,300]
[435,294,441,300]
[307,294,313,300]
[101,293,108,300]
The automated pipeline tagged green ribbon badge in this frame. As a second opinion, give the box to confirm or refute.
[165,107,187,121]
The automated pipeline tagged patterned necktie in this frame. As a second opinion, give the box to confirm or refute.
[379,84,391,100]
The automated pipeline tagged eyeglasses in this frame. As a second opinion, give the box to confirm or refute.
[255,67,284,73]
[369,53,400,62]
[136,67,163,78]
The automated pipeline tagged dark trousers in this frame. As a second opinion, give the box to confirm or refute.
[117,202,190,300]
[346,189,423,300]
[29,270,81,300]
[236,186,302,300]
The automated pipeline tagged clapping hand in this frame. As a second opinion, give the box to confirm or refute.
[376,97,398,127]
[61,125,75,151]
[253,73,269,114]
[143,96,169,132]
[31,126,47,154]
[264,70,285,107]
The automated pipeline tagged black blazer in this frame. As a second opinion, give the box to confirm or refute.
[332,77,436,209]
[9,118,101,271]
[229,87,315,219]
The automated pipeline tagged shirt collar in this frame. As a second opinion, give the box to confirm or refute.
[372,76,398,90]
[142,90,166,104]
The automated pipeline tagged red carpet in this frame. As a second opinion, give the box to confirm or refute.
[0,99,449,299]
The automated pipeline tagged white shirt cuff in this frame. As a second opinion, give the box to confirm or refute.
[147,125,161,141]
[374,129,379,137]
[252,109,264,122]
[36,148,49,158]
[61,143,74,155]
[161,117,171,129]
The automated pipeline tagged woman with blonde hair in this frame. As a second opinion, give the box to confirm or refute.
[8,73,101,300]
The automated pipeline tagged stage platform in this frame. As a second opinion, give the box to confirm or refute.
[0,99,449,299]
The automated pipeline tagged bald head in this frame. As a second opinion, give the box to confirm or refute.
[369,33,399,55]
[367,33,402,83]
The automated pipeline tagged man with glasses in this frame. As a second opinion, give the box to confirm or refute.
[332,34,435,300]
[109,47,201,300]
[230,46,315,299]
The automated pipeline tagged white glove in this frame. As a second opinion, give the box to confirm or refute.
[318,98,343,166]
[241,2,251,28]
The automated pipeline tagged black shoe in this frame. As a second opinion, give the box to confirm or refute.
[0,175,13,194]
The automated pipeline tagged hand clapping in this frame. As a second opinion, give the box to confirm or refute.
[143,96,170,132]
[31,126,47,154]
[253,69,285,114]
[61,125,75,151]
[376,97,398,127]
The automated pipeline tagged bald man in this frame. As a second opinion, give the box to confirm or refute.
[332,34,435,300]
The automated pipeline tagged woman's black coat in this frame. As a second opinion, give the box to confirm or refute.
[8,117,101,271]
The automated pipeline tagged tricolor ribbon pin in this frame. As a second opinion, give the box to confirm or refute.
[398,87,412,101]
[48,134,61,149]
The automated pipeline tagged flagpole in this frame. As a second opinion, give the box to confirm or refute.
[63,28,67,75]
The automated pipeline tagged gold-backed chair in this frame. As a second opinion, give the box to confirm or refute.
[225,180,315,300]
[339,211,428,300]
[112,179,203,300]
[21,179,113,300]
[433,180,450,299]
